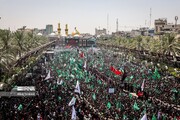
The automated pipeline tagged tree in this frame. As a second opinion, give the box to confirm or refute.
[160,33,180,61]
[0,50,16,83]
[14,30,27,57]
[135,36,143,50]
[0,29,11,51]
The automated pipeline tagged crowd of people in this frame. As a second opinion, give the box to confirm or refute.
[0,46,179,120]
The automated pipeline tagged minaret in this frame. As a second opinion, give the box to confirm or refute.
[65,24,68,36]
[57,23,61,46]
[57,23,61,37]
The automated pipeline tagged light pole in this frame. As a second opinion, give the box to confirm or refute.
[0,17,1,29]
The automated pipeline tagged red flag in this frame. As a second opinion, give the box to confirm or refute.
[110,66,122,75]
[79,52,84,58]
[137,91,143,97]
[110,66,115,72]
[114,69,122,75]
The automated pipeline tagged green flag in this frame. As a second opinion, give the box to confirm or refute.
[130,75,134,80]
[107,102,111,109]
[129,93,133,99]
[116,101,123,109]
[56,69,61,75]
[97,80,102,85]
[152,114,157,120]
[123,114,127,119]
[152,67,161,80]
[52,84,57,90]
[133,101,140,111]
[51,66,55,70]
[162,114,166,120]
[92,93,96,100]
[115,114,119,119]
[48,83,51,88]
[173,117,177,120]
[90,85,94,90]
[58,96,61,101]
[18,104,23,111]
[171,88,178,93]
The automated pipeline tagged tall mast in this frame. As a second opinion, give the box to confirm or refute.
[150,8,152,28]
[116,18,118,32]
[107,14,109,34]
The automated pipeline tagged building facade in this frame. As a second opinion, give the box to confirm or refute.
[46,24,53,35]
[154,18,180,34]
[95,28,106,36]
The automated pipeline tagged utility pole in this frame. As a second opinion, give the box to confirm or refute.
[107,14,109,34]
[175,16,178,32]
[116,18,118,32]
[150,8,152,28]
[0,17,1,29]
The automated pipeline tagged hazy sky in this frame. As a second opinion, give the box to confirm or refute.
[0,0,180,34]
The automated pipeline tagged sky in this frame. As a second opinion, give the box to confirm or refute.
[0,0,180,34]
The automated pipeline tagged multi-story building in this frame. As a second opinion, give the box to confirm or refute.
[39,29,46,35]
[154,18,180,34]
[95,28,106,36]
[112,31,123,37]
[130,30,141,37]
[154,18,167,34]
[46,24,53,35]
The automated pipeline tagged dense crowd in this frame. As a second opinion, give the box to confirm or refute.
[0,47,179,120]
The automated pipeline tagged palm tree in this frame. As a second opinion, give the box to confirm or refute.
[0,29,17,83]
[135,36,143,50]
[14,30,27,58]
[160,33,180,61]
[0,49,16,83]
[0,29,11,51]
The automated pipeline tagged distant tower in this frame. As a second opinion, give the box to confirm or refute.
[57,23,61,37]
[65,24,68,36]
[149,8,152,28]
[107,14,109,34]
[116,18,118,32]
[175,16,178,26]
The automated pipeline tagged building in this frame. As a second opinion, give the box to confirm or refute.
[112,31,131,38]
[38,29,46,35]
[112,31,123,37]
[95,28,106,36]
[148,29,155,36]
[33,28,39,35]
[17,27,34,34]
[130,30,141,37]
[111,27,154,38]
[154,18,167,34]
[154,18,180,34]
[139,27,149,36]
[139,27,155,36]
[46,24,53,35]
